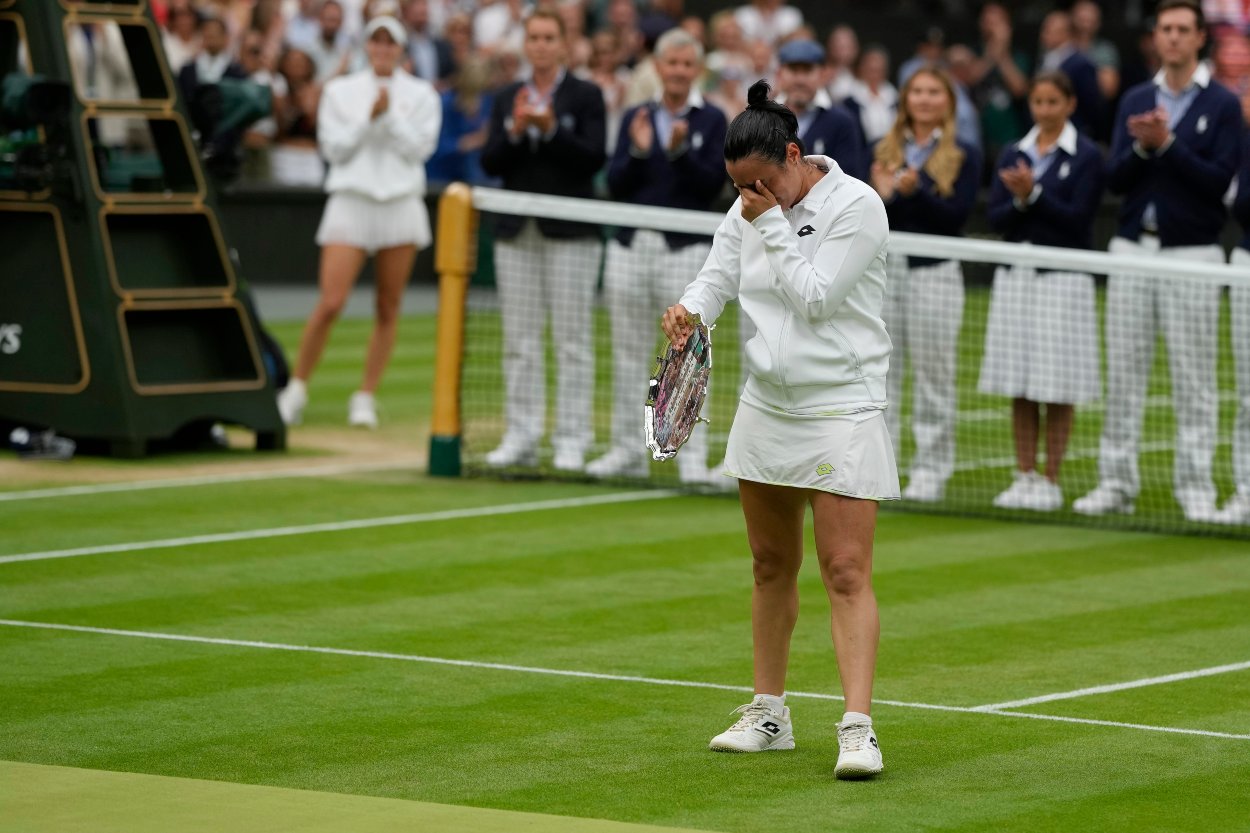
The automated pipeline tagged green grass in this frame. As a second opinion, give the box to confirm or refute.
[1,471,1249,833]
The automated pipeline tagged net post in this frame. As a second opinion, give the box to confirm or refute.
[429,183,478,477]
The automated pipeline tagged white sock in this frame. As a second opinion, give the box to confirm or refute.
[285,378,306,395]
[757,693,786,712]
[841,711,871,726]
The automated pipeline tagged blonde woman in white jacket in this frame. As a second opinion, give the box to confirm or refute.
[662,80,898,780]
[278,16,441,429]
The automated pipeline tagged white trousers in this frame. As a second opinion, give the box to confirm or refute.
[494,221,602,454]
[883,256,965,482]
[1230,247,1250,493]
[603,232,712,474]
[1099,237,1224,501]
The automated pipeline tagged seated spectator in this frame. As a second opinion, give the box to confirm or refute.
[897,26,945,89]
[969,1,1030,178]
[580,29,631,152]
[403,0,456,88]
[177,16,247,105]
[1038,9,1102,137]
[270,46,326,185]
[163,1,202,74]
[825,23,859,102]
[304,0,355,81]
[846,44,897,145]
[443,13,474,71]
[734,0,801,48]
[284,0,323,52]
[474,0,525,55]
[944,45,985,150]
[1072,0,1121,101]
[237,28,288,179]
[1213,28,1250,120]
[426,56,497,185]
[704,10,751,80]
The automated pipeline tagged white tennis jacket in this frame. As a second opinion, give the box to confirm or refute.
[679,156,892,414]
[318,69,441,202]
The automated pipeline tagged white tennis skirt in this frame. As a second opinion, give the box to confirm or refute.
[722,403,901,500]
[978,265,1101,404]
[315,191,432,254]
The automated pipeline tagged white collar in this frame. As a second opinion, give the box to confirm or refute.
[792,154,841,211]
[653,87,704,112]
[773,88,833,111]
[525,67,567,90]
[904,127,942,146]
[1153,61,1212,92]
[1018,121,1078,156]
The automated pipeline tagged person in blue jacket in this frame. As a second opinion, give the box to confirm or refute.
[869,65,983,503]
[585,28,728,484]
[978,70,1106,512]
[1074,0,1243,523]
[1037,9,1103,139]
[774,39,866,180]
[1219,130,1250,524]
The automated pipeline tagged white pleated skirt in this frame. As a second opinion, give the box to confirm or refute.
[722,403,901,500]
[978,265,1101,404]
[315,190,432,254]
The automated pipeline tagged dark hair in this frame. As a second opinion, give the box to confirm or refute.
[723,80,804,164]
[1156,0,1204,31]
[1029,69,1074,98]
[526,9,567,39]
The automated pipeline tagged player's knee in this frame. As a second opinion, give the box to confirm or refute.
[819,551,871,596]
[750,544,800,585]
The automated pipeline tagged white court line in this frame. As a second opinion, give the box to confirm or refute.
[1,619,1247,741]
[973,660,1250,711]
[0,490,679,566]
[0,461,420,504]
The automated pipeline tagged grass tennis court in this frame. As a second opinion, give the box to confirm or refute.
[2,310,1248,832]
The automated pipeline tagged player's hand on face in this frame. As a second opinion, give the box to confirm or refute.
[629,106,654,153]
[661,303,694,350]
[738,179,778,222]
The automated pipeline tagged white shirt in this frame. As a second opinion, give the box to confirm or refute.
[848,80,897,145]
[679,155,892,413]
[318,69,442,201]
[733,3,803,47]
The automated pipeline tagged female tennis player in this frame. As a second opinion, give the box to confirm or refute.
[662,79,898,780]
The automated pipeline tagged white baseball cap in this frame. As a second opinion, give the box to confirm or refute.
[364,15,407,47]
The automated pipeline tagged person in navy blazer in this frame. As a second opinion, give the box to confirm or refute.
[869,65,982,504]
[1037,10,1103,139]
[586,28,728,484]
[1074,0,1243,522]
[978,70,1106,513]
[1219,130,1250,524]
[774,39,866,180]
[479,10,607,472]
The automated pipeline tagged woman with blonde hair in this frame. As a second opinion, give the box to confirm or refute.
[869,65,982,502]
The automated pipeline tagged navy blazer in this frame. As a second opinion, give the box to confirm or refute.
[607,100,727,250]
[801,105,866,181]
[1233,130,1250,251]
[878,138,983,266]
[1107,78,1242,247]
[481,73,607,239]
[1058,51,1103,139]
[987,127,1105,250]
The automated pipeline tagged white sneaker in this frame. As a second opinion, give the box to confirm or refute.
[1177,492,1218,523]
[484,438,537,468]
[347,391,378,429]
[1073,483,1134,516]
[902,470,945,503]
[992,470,1037,509]
[1017,473,1063,512]
[834,717,883,780]
[708,696,794,753]
[276,379,307,426]
[585,447,648,478]
[553,447,585,472]
[1214,490,1250,525]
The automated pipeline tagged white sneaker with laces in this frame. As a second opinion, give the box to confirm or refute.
[708,695,794,753]
[1018,473,1063,512]
[276,379,308,426]
[1073,482,1134,516]
[902,470,945,503]
[347,391,378,429]
[553,447,585,472]
[585,447,648,478]
[835,716,883,780]
[992,471,1036,509]
[1177,491,1218,523]
[484,438,538,468]
[1215,490,1250,525]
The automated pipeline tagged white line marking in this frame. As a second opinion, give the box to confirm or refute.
[2,619,1247,741]
[0,461,420,503]
[973,660,1250,711]
[0,490,679,566]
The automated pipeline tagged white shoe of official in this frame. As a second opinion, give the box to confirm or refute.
[992,470,1038,509]
[834,715,883,780]
[1177,491,1219,524]
[347,391,379,429]
[1073,483,1134,516]
[485,438,538,468]
[708,696,794,753]
[1019,473,1063,512]
[585,447,648,478]
[1214,490,1250,525]
[553,447,585,472]
[902,470,945,503]
[276,379,308,426]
